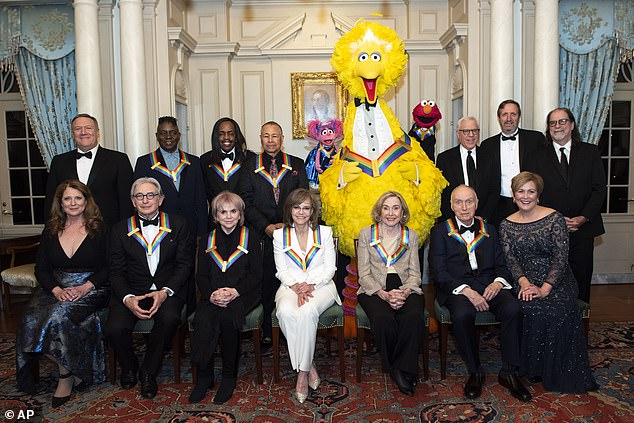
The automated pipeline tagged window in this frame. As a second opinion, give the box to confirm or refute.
[599,100,631,213]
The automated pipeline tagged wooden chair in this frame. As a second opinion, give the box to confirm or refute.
[435,298,592,379]
[1,242,40,314]
[189,303,264,385]
[101,306,188,384]
[271,237,346,383]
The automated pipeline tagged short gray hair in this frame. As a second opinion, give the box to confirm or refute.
[456,116,479,130]
[130,177,163,197]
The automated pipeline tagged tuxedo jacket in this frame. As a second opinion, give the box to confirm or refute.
[134,150,208,236]
[525,141,606,239]
[480,128,545,192]
[200,150,257,202]
[45,146,134,226]
[238,152,309,238]
[435,146,499,222]
[108,212,194,302]
[429,217,512,306]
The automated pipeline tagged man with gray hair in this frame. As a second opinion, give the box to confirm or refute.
[107,177,194,399]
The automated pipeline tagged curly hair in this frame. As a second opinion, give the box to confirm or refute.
[48,180,103,236]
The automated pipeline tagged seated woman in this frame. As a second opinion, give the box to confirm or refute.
[189,191,262,404]
[273,188,340,403]
[357,191,426,396]
[16,180,110,407]
[499,171,598,393]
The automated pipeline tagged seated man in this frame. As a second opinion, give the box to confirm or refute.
[107,177,194,399]
[429,185,531,402]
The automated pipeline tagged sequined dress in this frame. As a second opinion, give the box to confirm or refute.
[16,228,110,394]
[499,212,597,393]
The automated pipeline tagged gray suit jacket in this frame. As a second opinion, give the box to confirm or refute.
[357,224,422,296]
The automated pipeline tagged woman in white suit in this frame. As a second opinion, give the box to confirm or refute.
[274,188,340,403]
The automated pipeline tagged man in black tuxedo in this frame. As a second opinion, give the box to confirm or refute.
[238,121,309,344]
[429,185,530,402]
[44,113,133,225]
[200,118,255,229]
[436,116,499,222]
[107,177,194,399]
[525,108,606,302]
[480,100,545,226]
[134,116,208,237]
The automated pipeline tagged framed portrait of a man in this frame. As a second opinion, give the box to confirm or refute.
[291,72,347,138]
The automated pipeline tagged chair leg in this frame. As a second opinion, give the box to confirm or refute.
[191,362,198,386]
[337,325,345,382]
[439,323,449,380]
[272,326,280,383]
[252,328,263,384]
[356,327,364,383]
[326,328,333,356]
[2,280,12,315]
[422,329,429,381]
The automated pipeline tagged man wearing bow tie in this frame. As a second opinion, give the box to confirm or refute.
[436,116,499,222]
[200,118,255,229]
[107,177,194,399]
[44,113,134,225]
[238,121,309,345]
[480,100,545,226]
[133,116,208,237]
[429,185,530,402]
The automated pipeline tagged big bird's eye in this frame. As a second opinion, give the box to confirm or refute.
[358,52,369,62]
[371,52,381,61]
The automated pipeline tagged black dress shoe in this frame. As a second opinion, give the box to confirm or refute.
[52,372,73,408]
[189,370,214,403]
[213,377,236,404]
[390,368,414,396]
[120,368,138,389]
[403,371,418,387]
[498,373,532,402]
[464,372,485,399]
[139,372,158,399]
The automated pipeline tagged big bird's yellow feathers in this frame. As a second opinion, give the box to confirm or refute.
[319,21,447,256]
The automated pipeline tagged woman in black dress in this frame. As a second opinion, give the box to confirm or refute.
[499,171,597,393]
[189,191,262,404]
[16,180,110,407]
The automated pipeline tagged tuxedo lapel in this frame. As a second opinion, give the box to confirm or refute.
[128,216,153,275]
[447,218,473,275]
[550,146,568,184]
[86,146,104,187]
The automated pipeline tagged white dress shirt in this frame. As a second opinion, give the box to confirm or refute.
[552,140,572,162]
[500,133,520,197]
[221,148,236,172]
[76,145,99,184]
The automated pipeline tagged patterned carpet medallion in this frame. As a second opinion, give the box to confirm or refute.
[0,322,632,422]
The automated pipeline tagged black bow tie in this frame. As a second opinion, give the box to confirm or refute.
[76,150,93,160]
[220,151,234,161]
[459,223,478,234]
[501,133,518,141]
[354,98,377,111]
[140,216,159,227]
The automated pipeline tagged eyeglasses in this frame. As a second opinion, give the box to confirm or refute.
[132,192,159,201]
[548,118,570,127]
[458,129,480,135]
[292,205,312,213]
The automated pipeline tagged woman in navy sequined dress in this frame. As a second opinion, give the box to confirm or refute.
[499,172,597,393]
[16,180,110,407]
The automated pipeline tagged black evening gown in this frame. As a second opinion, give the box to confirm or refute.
[16,227,110,394]
[499,212,598,393]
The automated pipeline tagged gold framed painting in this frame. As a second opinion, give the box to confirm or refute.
[291,72,347,138]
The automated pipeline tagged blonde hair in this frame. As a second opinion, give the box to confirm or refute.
[370,191,410,225]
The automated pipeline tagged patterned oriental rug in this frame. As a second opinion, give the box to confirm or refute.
[0,322,632,422]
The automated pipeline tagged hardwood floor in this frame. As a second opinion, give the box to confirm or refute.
[2,284,633,334]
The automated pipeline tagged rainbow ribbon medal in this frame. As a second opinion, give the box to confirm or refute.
[211,162,241,182]
[369,224,410,267]
[254,153,292,188]
[205,227,249,272]
[282,226,322,272]
[150,149,191,182]
[127,212,172,256]
[445,218,489,254]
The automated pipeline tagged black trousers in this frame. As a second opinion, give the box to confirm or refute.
[106,296,184,376]
[492,196,517,227]
[569,232,594,303]
[261,237,280,338]
[443,289,521,374]
[357,290,426,375]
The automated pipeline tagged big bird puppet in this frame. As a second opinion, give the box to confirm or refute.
[319,20,447,257]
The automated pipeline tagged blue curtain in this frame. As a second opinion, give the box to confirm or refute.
[559,39,621,145]
[15,47,76,167]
